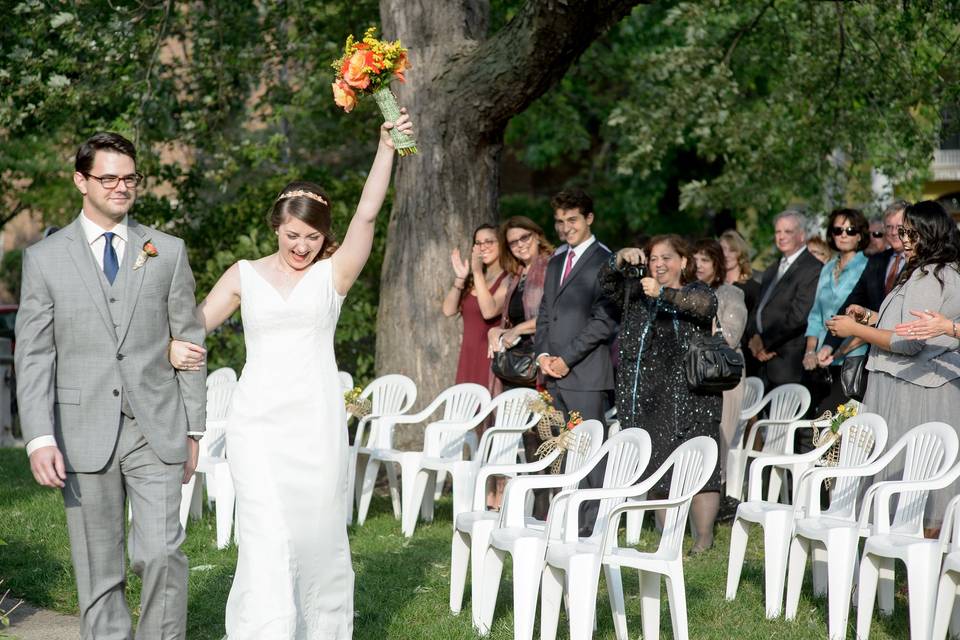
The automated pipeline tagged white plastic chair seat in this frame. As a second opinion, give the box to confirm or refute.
[544,540,603,572]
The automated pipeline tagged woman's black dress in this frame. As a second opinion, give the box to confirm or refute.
[599,259,723,494]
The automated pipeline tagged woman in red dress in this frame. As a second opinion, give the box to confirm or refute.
[442,224,507,389]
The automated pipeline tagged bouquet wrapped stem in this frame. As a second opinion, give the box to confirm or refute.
[373,88,418,156]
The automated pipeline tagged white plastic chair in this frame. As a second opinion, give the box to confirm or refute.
[584,436,718,640]
[354,383,490,535]
[726,383,811,502]
[346,374,417,526]
[338,370,354,391]
[932,495,960,640]
[449,419,604,625]
[206,366,237,388]
[411,388,541,538]
[780,421,959,640]
[179,381,238,549]
[726,413,887,620]
[856,426,960,640]
[476,429,652,640]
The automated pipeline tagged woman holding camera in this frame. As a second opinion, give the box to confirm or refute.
[600,235,722,554]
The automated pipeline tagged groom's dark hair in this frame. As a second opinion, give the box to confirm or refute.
[75,132,137,175]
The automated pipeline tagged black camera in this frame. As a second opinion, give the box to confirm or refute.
[624,262,647,279]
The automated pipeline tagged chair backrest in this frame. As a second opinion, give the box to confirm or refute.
[561,419,605,476]
[759,383,811,453]
[821,413,888,520]
[888,422,959,534]
[941,494,960,554]
[590,429,653,535]
[656,437,719,558]
[741,377,764,416]
[360,374,418,448]
[422,383,491,458]
[476,388,540,466]
[207,367,237,388]
[338,370,354,391]
[607,420,621,437]
[204,381,237,457]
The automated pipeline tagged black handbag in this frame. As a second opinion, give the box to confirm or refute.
[684,320,744,393]
[840,354,868,401]
[491,339,538,387]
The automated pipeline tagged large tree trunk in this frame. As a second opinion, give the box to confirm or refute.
[377,0,644,447]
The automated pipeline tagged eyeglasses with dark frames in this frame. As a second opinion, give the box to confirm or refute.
[896,226,919,242]
[84,172,144,190]
[473,239,497,248]
[507,231,535,249]
[830,226,860,237]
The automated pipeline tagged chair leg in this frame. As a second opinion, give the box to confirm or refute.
[511,543,546,640]
[905,546,941,640]
[856,551,880,640]
[762,514,790,618]
[356,458,381,526]
[470,522,496,630]
[476,546,506,636]
[725,516,749,601]
[605,564,629,640]
[785,536,810,620]
[665,563,689,640]
[567,554,601,640]
[825,532,857,640]
[386,463,401,519]
[450,529,470,614]
[400,464,429,537]
[434,469,448,500]
[878,556,896,616]
[626,507,645,545]
[812,543,829,598]
[450,469,473,528]
[179,475,196,530]
[932,570,960,640]
[214,464,235,549]
[540,564,564,640]
[639,570,662,640]
[726,450,746,501]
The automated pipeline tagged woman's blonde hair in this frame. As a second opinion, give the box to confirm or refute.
[719,229,753,281]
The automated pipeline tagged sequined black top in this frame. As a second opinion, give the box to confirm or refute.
[600,258,723,492]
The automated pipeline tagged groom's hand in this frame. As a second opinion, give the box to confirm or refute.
[29,446,66,488]
[183,438,199,484]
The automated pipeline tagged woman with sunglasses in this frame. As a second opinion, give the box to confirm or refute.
[802,208,870,414]
[826,200,960,531]
[443,223,507,388]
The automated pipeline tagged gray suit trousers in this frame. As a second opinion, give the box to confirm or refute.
[63,415,187,640]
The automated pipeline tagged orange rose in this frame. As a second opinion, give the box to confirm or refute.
[332,80,357,113]
[393,52,409,82]
[341,50,372,89]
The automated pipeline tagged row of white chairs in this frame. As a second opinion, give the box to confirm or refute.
[726,409,960,639]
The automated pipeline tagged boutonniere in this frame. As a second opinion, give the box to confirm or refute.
[133,239,159,270]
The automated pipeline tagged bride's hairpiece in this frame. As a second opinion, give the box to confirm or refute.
[277,189,328,206]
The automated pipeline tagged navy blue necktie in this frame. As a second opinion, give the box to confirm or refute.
[102,231,119,284]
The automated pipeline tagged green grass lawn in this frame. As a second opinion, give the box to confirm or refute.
[0,448,914,639]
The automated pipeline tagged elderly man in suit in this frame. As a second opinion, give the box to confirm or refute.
[15,132,206,639]
[745,210,823,390]
[535,188,618,534]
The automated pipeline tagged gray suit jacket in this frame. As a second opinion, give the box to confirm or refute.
[15,216,207,472]
[867,266,960,388]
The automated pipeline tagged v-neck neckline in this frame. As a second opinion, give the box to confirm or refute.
[245,259,318,303]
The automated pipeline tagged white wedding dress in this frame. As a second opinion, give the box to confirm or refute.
[225,259,353,639]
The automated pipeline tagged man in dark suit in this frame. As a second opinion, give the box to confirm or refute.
[535,188,618,533]
[745,210,823,389]
[818,201,909,362]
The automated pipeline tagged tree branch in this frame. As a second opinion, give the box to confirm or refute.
[440,0,650,136]
[0,202,26,231]
[721,0,776,68]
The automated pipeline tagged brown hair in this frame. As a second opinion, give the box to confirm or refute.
[646,234,695,285]
[462,223,499,293]
[269,181,338,261]
[499,216,555,275]
[825,207,870,252]
[75,132,137,174]
[718,229,753,281]
[549,188,594,217]
[693,239,726,289]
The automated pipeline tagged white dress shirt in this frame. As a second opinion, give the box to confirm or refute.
[558,234,597,286]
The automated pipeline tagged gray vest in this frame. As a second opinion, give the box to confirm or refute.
[92,240,135,419]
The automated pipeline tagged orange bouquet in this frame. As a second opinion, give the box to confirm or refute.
[331,27,417,156]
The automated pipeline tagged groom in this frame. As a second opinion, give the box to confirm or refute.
[15,132,207,639]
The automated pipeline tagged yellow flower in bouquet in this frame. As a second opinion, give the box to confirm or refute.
[344,386,371,418]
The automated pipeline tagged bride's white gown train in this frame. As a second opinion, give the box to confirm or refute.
[225,259,353,639]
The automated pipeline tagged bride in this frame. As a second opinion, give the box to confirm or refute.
[169,112,414,639]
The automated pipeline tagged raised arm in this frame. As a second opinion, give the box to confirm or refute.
[331,111,414,296]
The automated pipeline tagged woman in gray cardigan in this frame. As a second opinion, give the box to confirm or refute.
[827,200,960,530]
